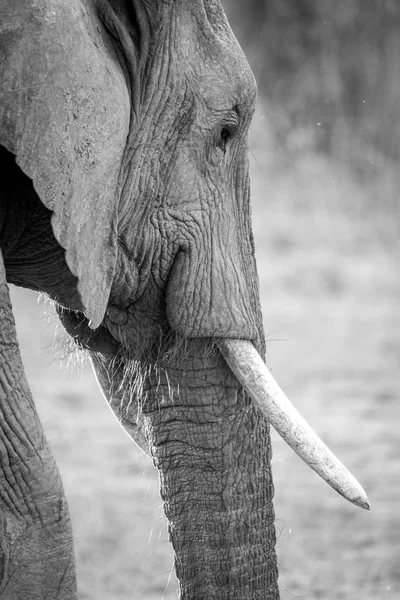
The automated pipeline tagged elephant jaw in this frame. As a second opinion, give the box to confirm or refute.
[218,339,370,511]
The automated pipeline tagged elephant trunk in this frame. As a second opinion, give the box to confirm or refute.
[141,341,279,599]
[89,333,368,599]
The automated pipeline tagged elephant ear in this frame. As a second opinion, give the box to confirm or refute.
[0,0,130,328]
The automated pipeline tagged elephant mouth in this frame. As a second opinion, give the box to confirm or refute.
[57,307,121,356]
[58,306,370,511]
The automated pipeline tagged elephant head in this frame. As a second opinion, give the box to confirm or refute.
[0,1,368,598]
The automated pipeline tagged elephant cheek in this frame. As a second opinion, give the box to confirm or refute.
[165,246,258,340]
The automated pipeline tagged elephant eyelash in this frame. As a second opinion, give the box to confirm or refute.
[217,127,232,152]
[216,107,240,152]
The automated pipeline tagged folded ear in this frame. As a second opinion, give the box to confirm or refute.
[0,0,130,328]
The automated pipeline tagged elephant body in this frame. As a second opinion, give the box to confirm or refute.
[0,2,280,597]
[1,1,366,598]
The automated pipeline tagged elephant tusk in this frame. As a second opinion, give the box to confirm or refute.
[217,338,370,511]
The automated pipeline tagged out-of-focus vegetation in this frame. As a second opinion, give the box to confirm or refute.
[225,0,400,168]
[9,3,400,600]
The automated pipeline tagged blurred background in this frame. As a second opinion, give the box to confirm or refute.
[10,1,399,598]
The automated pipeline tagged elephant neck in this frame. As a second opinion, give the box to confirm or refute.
[142,343,280,599]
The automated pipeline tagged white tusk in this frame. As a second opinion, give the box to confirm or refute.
[217,338,370,510]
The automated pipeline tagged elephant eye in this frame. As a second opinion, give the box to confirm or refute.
[217,127,232,153]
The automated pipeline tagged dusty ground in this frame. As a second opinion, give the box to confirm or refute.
[10,111,400,599]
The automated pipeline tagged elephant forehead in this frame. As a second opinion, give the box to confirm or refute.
[176,1,257,111]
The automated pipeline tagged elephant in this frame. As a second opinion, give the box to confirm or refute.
[0,1,369,598]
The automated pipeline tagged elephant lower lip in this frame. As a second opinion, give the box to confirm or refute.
[58,308,120,356]
[106,304,129,325]
[61,303,217,366]
[217,338,370,510]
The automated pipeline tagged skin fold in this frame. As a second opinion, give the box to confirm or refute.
[0,1,280,598]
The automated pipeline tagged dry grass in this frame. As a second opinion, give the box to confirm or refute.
[10,108,400,599]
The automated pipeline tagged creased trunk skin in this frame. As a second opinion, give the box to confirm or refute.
[147,348,279,599]
[92,341,279,599]
[0,251,77,600]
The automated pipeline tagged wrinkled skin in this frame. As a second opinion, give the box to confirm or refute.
[0,1,279,599]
